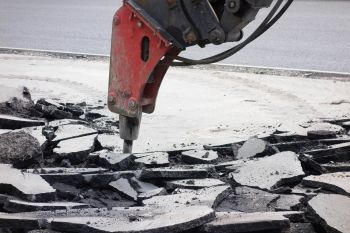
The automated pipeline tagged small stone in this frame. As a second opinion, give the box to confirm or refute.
[202,211,290,233]
[237,137,268,159]
[0,164,56,201]
[229,152,305,190]
[181,150,218,164]
[109,178,138,201]
[299,154,327,175]
[302,172,350,196]
[0,114,44,130]
[308,194,350,233]
[62,104,84,117]
[166,178,226,190]
[4,199,89,212]
[291,185,319,198]
[0,131,43,168]
[54,134,97,165]
[35,99,74,120]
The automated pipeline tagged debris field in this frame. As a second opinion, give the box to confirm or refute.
[0,87,349,233]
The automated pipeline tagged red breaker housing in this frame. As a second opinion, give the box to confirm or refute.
[108,2,181,119]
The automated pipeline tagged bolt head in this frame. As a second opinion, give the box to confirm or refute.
[108,95,115,105]
[128,99,138,111]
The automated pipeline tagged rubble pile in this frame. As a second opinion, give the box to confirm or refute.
[0,88,349,233]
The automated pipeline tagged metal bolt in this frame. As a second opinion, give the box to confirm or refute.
[226,0,240,13]
[185,31,197,44]
[128,99,138,110]
[108,95,115,105]
[229,1,236,8]
[209,29,225,45]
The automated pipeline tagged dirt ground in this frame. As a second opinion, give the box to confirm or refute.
[0,53,349,153]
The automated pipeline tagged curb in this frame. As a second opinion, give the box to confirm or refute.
[0,47,349,80]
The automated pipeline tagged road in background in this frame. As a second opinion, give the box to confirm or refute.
[0,0,349,73]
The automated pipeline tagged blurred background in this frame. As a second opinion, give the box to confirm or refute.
[0,0,349,72]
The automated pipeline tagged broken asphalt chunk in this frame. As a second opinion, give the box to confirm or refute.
[109,178,138,201]
[305,142,350,163]
[97,151,133,170]
[306,122,345,134]
[302,172,350,196]
[0,206,215,233]
[274,194,304,211]
[202,211,290,233]
[229,152,305,190]
[322,162,350,172]
[307,194,350,233]
[0,164,55,201]
[52,124,97,143]
[217,186,279,213]
[49,119,87,128]
[181,150,218,164]
[342,121,350,129]
[140,166,209,180]
[143,185,231,208]
[134,152,170,168]
[236,137,268,159]
[166,178,226,190]
[307,130,337,140]
[0,131,43,168]
[0,114,44,130]
[54,134,97,165]
[83,171,137,188]
[129,177,158,193]
[15,126,48,149]
[25,167,108,187]
[96,133,122,151]
[4,199,89,213]
[137,188,167,201]
[26,167,108,175]
[285,223,317,233]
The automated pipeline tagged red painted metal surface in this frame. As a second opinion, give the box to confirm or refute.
[108,2,180,118]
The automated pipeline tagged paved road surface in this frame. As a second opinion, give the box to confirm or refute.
[0,0,349,73]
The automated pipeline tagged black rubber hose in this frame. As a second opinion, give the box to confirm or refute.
[171,0,294,66]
